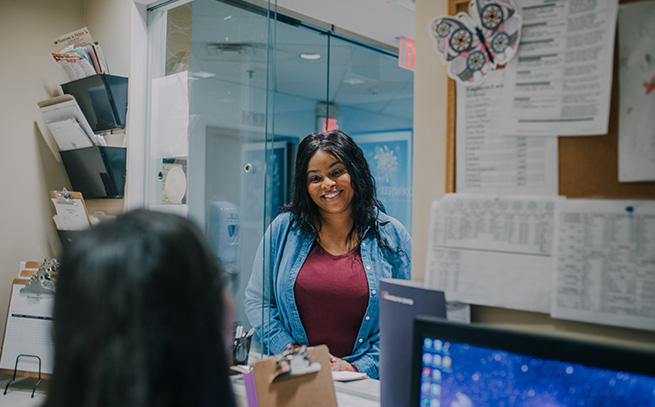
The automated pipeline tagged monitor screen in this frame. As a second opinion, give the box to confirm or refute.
[411,316,655,407]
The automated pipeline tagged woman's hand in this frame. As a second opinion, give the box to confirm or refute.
[329,354,355,372]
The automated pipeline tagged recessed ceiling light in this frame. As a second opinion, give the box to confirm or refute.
[299,53,321,60]
[193,71,216,79]
[344,78,365,85]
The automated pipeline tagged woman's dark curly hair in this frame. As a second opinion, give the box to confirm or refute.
[281,130,389,249]
[46,209,236,407]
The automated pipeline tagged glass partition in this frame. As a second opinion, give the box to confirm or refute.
[190,0,284,355]
[147,0,413,357]
[327,35,414,232]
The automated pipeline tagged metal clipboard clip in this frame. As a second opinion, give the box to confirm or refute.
[271,345,321,383]
[20,258,58,296]
[54,187,74,204]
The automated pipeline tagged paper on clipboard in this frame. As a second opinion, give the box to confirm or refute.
[0,280,54,375]
[331,371,368,382]
[52,197,90,230]
[50,189,91,230]
[38,95,99,149]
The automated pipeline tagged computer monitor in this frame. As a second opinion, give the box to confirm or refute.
[379,279,446,407]
[411,316,655,407]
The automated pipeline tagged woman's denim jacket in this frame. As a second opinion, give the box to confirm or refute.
[244,211,411,378]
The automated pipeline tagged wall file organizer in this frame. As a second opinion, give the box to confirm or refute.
[59,146,126,199]
[61,74,128,133]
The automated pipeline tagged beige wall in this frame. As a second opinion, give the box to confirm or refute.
[0,0,133,343]
[81,0,133,217]
[85,0,132,78]
[0,0,83,343]
[412,0,448,285]
[413,0,655,351]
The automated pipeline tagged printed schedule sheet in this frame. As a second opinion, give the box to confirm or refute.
[425,194,557,313]
[503,0,618,136]
[552,199,655,331]
[456,71,558,195]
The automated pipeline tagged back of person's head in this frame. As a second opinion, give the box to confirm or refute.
[285,130,382,238]
[46,209,236,407]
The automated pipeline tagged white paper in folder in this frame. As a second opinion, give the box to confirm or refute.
[37,94,100,150]
[45,117,93,150]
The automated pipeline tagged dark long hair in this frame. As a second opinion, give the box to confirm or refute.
[282,130,387,248]
[46,209,236,407]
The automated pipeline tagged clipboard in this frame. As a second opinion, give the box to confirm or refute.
[18,261,42,279]
[0,278,53,380]
[50,189,92,230]
[244,345,337,407]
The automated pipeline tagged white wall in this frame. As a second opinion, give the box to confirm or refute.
[276,0,415,49]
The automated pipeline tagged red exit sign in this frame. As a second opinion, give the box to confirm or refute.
[320,117,339,132]
[398,37,415,72]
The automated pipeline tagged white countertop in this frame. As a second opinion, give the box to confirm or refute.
[0,374,48,407]
[0,373,380,407]
[230,373,380,407]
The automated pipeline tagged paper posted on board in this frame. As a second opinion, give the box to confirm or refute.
[456,70,558,195]
[425,193,558,313]
[617,1,655,182]
[503,0,618,136]
[552,199,655,331]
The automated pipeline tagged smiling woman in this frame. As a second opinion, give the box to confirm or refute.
[305,150,355,234]
[244,130,412,379]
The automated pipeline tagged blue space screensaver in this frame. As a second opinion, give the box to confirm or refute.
[419,337,655,407]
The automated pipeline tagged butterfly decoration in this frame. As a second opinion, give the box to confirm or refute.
[428,0,522,86]
[645,76,655,95]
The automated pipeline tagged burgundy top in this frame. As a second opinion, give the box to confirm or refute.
[294,242,369,358]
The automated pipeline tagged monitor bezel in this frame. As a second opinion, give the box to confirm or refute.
[411,315,655,406]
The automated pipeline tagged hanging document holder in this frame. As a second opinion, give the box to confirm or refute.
[61,74,128,132]
[60,146,126,199]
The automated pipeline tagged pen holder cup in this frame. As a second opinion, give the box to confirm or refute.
[232,335,252,366]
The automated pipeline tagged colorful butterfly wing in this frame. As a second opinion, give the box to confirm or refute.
[428,14,493,85]
[429,15,477,63]
[468,0,522,66]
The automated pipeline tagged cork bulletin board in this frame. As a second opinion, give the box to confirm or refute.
[446,0,655,199]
